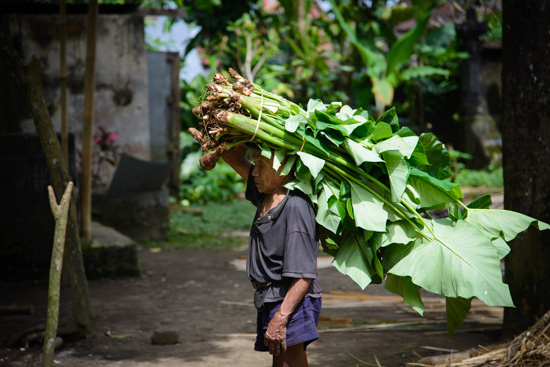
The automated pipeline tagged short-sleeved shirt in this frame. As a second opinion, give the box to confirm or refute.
[246,166,322,303]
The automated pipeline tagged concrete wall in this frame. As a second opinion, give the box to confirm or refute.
[1,13,150,187]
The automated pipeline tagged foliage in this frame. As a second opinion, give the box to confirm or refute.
[191,74,550,337]
[141,200,256,249]
[327,0,468,119]
[480,10,502,41]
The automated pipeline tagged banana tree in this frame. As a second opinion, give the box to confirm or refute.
[328,0,451,116]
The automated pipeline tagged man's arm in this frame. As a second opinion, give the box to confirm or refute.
[264,277,312,356]
[221,144,251,180]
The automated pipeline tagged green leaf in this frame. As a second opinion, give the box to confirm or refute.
[340,180,351,198]
[371,220,419,247]
[409,143,430,167]
[285,114,308,133]
[386,219,514,307]
[375,135,418,158]
[467,194,493,209]
[417,133,451,180]
[346,198,354,220]
[408,168,463,209]
[285,179,312,196]
[465,209,550,242]
[492,237,511,260]
[446,297,472,338]
[260,144,272,159]
[343,139,384,165]
[280,155,297,176]
[349,182,388,232]
[332,232,374,289]
[317,182,341,234]
[377,107,399,127]
[401,66,450,80]
[371,122,393,142]
[321,130,345,147]
[386,8,432,79]
[385,274,425,316]
[297,151,325,179]
[307,99,326,114]
[383,150,409,201]
[272,149,286,172]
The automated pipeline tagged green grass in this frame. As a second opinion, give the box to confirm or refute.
[455,164,504,188]
[140,200,256,249]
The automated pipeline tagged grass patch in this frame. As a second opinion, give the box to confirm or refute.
[455,164,503,188]
[140,199,256,249]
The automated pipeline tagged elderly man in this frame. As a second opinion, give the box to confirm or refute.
[223,145,322,367]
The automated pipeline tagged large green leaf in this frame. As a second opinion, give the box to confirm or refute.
[297,151,325,179]
[332,232,374,289]
[343,138,384,165]
[375,135,418,158]
[446,297,472,338]
[349,182,388,232]
[370,122,394,142]
[417,133,451,180]
[386,219,514,307]
[371,220,419,248]
[408,168,462,209]
[317,182,341,234]
[383,150,409,201]
[386,6,432,81]
[492,237,511,260]
[385,274,424,316]
[465,209,550,242]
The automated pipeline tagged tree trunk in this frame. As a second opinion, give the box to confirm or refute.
[60,0,68,166]
[0,35,96,335]
[501,0,550,338]
[80,0,98,242]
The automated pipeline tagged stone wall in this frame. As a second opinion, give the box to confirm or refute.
[0,12,151,187]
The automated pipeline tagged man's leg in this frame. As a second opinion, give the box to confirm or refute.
[272,343,309,367]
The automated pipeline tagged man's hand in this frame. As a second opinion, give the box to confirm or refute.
[264,309,289,356]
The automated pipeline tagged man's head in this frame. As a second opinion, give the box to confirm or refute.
[251,150,293,194]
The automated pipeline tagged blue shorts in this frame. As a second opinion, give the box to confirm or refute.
[255,296,322,352]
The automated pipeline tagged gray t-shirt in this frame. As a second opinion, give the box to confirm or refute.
[246,166,322,302]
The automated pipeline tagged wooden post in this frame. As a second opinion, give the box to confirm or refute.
[42,182,73,367]
[80,0,98,242]
[60,0,68,167]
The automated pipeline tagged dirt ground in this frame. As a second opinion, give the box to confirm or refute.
[1,244,504,367]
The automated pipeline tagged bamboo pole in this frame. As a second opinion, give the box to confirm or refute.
[42,182,73,367]
[80,0,98,242]
[60,0,68,167]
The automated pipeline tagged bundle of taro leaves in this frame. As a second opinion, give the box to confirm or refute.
[190,68,550,336]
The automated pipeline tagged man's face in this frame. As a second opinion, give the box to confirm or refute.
[251,151,287,194]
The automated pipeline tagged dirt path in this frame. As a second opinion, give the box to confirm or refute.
[1,246,502,367]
